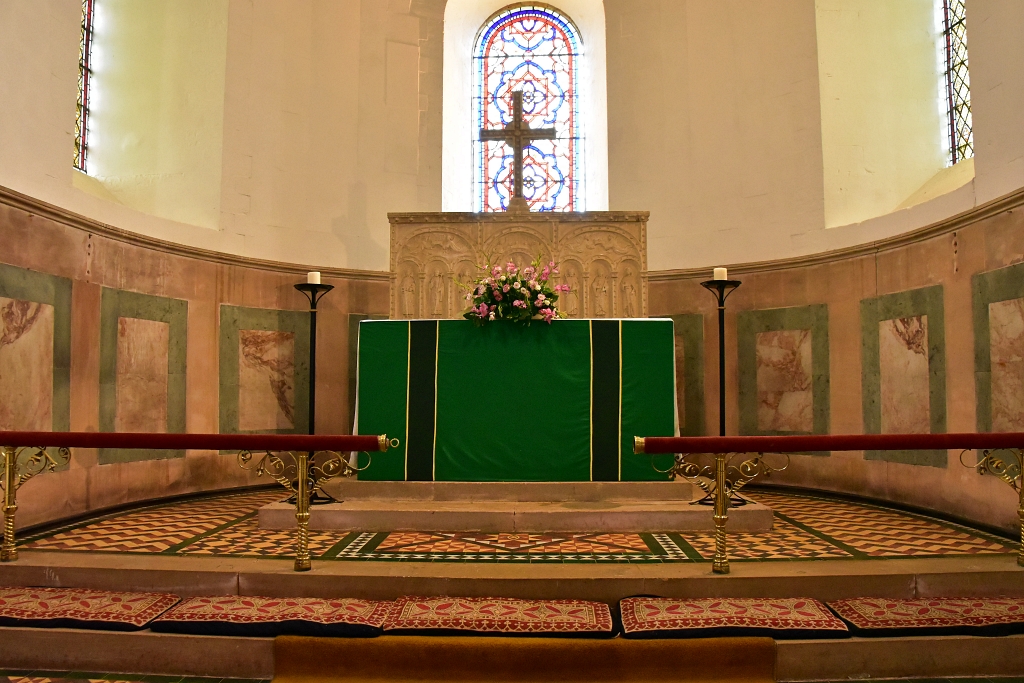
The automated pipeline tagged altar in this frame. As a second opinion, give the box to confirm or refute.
[353,318,677,482]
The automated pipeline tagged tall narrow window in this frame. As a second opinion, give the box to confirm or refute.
[74,0,96,172]
[941,0,972,165]
[474,5,583,212]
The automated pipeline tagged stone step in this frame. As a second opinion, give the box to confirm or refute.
[258,498,773,532]
[320,479,695,502]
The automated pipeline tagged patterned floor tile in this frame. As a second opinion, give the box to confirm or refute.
[375,532,653,555]
[678,519,853,560]
[181,516,342,557]
[750,491,1014,556]
[13,488,1016,564]
[22,491,284,553]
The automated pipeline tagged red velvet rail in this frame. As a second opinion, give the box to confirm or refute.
[0,431,386,451]
[637,433,1024,454]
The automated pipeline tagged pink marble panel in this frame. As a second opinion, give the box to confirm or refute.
[239,330,295,431]
[0,297,53,430]
[115,317,169,433]
[989,298,1024,432]
[878,316,930,434]
[755,329,813,432]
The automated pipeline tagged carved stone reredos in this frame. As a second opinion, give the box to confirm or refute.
[388,211,649,320]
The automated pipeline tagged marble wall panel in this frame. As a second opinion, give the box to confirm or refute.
[861,285,945,467]
[0,297,54,430]
[737,304,829,440]
[878,316,931,433]
[219,305,308,434]
[988,298,1024,432]
[973,263,1024,436]
[238,329,295,431]
[114,317,170,433]
[756,329,813,432]
[669,314,705,435]
[100,288,188,463]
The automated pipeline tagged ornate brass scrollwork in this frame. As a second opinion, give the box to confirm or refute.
[654,451,789,575]
[961,447,1023,566]
[236,440,388,572]
[1,446,72,561]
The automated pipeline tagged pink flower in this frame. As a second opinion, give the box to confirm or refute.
[541,308,556,323]
[513,299,526,308]
[502,284,510,292]
[494,292,503,301]
[506,261,518,274]
[537,293,546,302]
[492,265,502,277]
[475,303,489,318]
[541,266,550,281]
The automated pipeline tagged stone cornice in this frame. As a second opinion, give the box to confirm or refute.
[0,184,391,281]
[648,185,1024,282]
[387,210,650,223]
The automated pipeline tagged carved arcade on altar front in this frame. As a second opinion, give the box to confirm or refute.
[388,212,649,320]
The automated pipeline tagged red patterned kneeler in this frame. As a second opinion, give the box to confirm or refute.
[382,596,615,637]
[828,597,1024,636]
[619,597,849,639]
[0,586,179,631]
[151,596,392,637]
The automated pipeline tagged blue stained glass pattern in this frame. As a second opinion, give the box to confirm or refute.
[474,5,583,212]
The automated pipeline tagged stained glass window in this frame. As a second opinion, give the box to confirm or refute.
[74,0,96,172]
[941,0,972,165]
[474,5,582,212]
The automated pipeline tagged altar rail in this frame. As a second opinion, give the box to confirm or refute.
[634,432,1024,574]
[0,431,392,570]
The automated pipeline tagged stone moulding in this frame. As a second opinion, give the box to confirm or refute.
[648,185,1024,281]
[388,211,649,320]
[0,184,390,281]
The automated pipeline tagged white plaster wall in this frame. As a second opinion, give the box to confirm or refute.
[605,0,827,271]
[441,0,609,212]
[82,0,229,230]
[1,0,1023,272]
[815,0,950,229]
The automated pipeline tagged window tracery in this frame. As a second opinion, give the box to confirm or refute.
[474,4,583,212]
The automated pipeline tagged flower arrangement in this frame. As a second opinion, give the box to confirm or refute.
[463,257,570,325]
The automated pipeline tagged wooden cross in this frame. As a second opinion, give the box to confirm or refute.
[480,91,556,212]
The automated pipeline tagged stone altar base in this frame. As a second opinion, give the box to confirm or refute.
[257,481,775,532]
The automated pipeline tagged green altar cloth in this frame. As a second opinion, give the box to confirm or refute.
[353,319,677,481]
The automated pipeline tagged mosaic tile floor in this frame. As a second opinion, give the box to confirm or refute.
[14,488,1016,564]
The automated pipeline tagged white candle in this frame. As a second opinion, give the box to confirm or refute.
[307,271,321,285]
[714,267,728,281]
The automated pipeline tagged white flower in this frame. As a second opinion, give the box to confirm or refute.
[514,281,521,289]
[489,312,495,320]
[537,294,546,301]
[500,275,507,282]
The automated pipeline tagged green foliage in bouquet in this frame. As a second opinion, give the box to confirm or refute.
[462,257,570,325]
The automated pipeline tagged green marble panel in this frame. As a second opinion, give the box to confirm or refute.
[219,305,309,435]
[737,305,830,454]
[861,285,946,467]
[99,288,188,463]
[669,314,705,436]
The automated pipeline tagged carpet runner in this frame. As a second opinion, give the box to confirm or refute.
[828,597,1024,636]
[150,595,391,637]
[619,597,849,639]
[381,596,615,636]
[0,586,178,631]
[273,635,777,682]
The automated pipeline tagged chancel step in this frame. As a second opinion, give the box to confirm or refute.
[260,481,773,533]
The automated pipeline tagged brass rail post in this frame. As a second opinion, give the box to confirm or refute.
[0,445,71,562]
[294,452,311,571]
[712,451,729,574]
[1,446,17,561]
[963,448,1024,566]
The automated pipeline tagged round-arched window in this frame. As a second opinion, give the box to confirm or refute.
[474,4,583,212]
